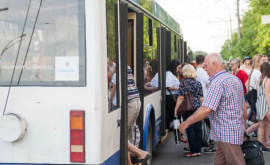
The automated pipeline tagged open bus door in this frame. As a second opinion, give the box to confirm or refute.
[127,10,144,150]
[119,2,128,165]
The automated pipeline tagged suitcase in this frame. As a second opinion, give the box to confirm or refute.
[241,134,265,165]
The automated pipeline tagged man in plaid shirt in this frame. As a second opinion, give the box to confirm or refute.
[179,53,245,165]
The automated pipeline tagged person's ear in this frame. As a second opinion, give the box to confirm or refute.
[212,61,217,69]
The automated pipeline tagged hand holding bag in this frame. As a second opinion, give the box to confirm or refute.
[172,117,181,145]
[177,80,194,115]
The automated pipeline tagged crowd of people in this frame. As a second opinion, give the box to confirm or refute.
[108,52,270,164]
[144,53,270,164]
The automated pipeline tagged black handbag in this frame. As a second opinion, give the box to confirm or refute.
[201,121,210,147]
[242,134,265,165]
[246,87,257,122]
[248,109,257,122]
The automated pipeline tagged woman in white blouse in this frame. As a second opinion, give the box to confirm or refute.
[144,59,181,128]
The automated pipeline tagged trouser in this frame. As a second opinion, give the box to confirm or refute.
[166,95,176,129]
[183,111,202,154]
[127,99,141,146]
[214,141,245,165]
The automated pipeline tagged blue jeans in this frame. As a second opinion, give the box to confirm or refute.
[183,111,202,154]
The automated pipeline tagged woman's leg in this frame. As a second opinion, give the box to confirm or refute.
[246,122,259,134]
[185,124,197,154]
[264,111,270,144]
[257,121,265,144]
[128,143,148,160]
[194,121,202,154]
[183,112,196,154]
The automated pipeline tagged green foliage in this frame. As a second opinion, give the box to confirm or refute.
[106,0,117,61]
[221,0,270,59]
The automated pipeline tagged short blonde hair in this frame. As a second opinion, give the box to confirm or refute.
[182,64,197,79]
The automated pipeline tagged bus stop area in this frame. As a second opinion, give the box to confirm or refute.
[152,131,270,165]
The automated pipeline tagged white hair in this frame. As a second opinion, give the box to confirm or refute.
[207,53,223,65]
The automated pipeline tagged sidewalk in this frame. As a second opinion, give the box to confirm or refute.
[152,131,270,165]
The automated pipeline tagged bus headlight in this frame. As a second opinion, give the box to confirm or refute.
[0,113,27,142]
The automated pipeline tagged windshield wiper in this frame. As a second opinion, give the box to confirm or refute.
[0,34,26,59]
[0,8,8,12]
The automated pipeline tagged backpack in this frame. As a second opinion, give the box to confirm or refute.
[242,134,265,165]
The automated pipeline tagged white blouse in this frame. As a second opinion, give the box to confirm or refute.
[150,71,179,95]
[250,69,261,89]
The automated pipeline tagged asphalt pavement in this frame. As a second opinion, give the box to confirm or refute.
[152,131,270,165]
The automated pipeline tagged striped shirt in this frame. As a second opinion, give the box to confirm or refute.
[202,70,245,145]
[111,66,140,105]
[127,66,140,102]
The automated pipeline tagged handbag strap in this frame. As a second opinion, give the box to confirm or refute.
[183,80,191,93]
[167,87,177,102]
[167,87,173,95]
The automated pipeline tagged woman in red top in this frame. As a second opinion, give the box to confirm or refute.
[230,58,248,94]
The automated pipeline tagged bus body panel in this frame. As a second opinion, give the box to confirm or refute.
[0,0,121,164]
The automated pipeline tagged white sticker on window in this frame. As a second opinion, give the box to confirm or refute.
[55,56,79,81]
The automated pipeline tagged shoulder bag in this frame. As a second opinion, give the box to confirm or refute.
[177,80,194,115]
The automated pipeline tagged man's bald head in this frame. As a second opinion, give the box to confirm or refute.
[205,53,224,65]
[204,53,224,77]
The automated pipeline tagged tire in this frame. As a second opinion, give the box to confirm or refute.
[146,120,153,165]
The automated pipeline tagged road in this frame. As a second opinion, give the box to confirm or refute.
[152,131,270,165]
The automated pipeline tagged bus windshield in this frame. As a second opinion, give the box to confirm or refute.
[0,0,86,86]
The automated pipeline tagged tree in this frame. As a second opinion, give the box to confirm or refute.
[220,0,270,59]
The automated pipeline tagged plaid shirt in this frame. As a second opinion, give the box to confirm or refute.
[202,70,245,145]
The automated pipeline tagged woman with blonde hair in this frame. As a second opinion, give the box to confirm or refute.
[174,64,203,157]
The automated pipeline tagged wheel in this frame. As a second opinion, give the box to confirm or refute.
[146,120,153,165]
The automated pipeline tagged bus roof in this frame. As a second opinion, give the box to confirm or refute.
[128,0,182,36]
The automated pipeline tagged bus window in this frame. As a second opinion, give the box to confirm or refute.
[171,32,177,60]
[106,0,119,112]
[143,17,160,96]
[0,0,86,86]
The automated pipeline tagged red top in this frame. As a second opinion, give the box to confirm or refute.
[233,70,248,94]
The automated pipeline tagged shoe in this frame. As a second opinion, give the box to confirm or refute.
[186,153,197,157]
[138,153,151,165]
[184,147,190,153]
[262,146,270,152]
[204,148,216,153]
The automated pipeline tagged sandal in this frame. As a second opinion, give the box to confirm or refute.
[186,153,197,157]
[180,135,187,143]
[138,153,151,165]
[180,139,187,143]
[196,153,202,156]
[264,141,270,148]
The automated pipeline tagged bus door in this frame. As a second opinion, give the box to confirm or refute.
[119,2,128,165]
[156,26,168,137]
[127,9,145,149]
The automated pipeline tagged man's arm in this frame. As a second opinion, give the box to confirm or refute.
[179,106,211,134]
